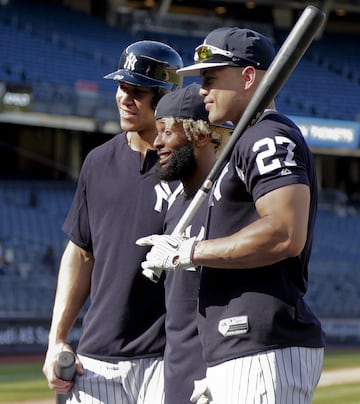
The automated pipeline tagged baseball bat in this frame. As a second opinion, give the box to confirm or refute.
[142,5,326,282]
[54,351,76,404]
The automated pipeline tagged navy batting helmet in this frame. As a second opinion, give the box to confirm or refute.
[104,40,183,94]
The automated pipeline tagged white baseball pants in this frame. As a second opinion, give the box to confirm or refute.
[65,354,164,404]
[192,347,324,404]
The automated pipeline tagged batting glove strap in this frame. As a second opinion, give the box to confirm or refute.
[173,236,197,271]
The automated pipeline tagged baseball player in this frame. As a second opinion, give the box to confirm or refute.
[137,28,326,404]
[42,40,183,404]
[138,83,231,404]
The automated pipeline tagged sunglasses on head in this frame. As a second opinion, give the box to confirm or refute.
[195,44,235,62]
[194,44,259,68]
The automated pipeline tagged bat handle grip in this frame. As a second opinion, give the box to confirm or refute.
[55,351,76,404]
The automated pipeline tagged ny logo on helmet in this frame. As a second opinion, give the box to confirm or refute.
[124,52,137,71]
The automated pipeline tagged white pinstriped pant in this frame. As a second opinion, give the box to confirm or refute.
[65,354,164,404]
[200,347,324,404]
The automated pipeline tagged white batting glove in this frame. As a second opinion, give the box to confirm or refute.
[190,378,213,403]
[136,234,197,272]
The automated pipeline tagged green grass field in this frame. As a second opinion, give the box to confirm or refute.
[313,383,360,404]
[0,349,359,403]
[0,361,53,402]
[312,349,360,404]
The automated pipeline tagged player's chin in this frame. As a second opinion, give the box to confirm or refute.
[120,117,138,131]
[209,110,230,126]
[209,115,224,126]
[155,166,174,182]
[207,108,220,125]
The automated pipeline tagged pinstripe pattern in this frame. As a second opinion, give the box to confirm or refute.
[65,354,165,404]
[204,347,324,404]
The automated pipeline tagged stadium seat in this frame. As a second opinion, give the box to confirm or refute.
[0,0,359,120]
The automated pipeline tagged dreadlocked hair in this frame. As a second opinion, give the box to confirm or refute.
[164,117,231,155]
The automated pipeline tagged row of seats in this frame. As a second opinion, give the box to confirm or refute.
[307,207,360,318]
[0,1,360,121]
[0,181,360,319]
[0,181,74,278]
[0,181,76,317]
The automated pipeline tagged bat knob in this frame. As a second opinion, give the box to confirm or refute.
[55,351,76,381]
[55,351,76,404]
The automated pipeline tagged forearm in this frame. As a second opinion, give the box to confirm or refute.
[192,216,291,269]
[48,241,93,346]
[192,184,310,269]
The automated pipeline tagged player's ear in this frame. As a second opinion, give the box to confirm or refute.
[194,131,210,148]
[242,66,257,90]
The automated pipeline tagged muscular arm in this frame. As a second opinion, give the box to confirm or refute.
[43,240,94,392]
[192,183,310,269]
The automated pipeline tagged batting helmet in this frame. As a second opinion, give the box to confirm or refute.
[104,40,183,94]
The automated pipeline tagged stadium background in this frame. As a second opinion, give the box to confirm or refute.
[0,0,360,356]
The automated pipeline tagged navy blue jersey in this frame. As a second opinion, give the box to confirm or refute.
[199,112,326,366]
[163,192,207,404]
[63,133,174,360]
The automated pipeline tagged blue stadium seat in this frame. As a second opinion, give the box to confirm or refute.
[0,0,359,120]
[307,206,360,318]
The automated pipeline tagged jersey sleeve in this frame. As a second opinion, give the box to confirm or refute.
[235,117,311,202]
[62,155,93,252]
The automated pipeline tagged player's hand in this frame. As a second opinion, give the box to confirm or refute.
[136,234,198,272]
[42,343,83,393]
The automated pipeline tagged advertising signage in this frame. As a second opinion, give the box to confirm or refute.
[0,82,33,112]
[291,116,360,149]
